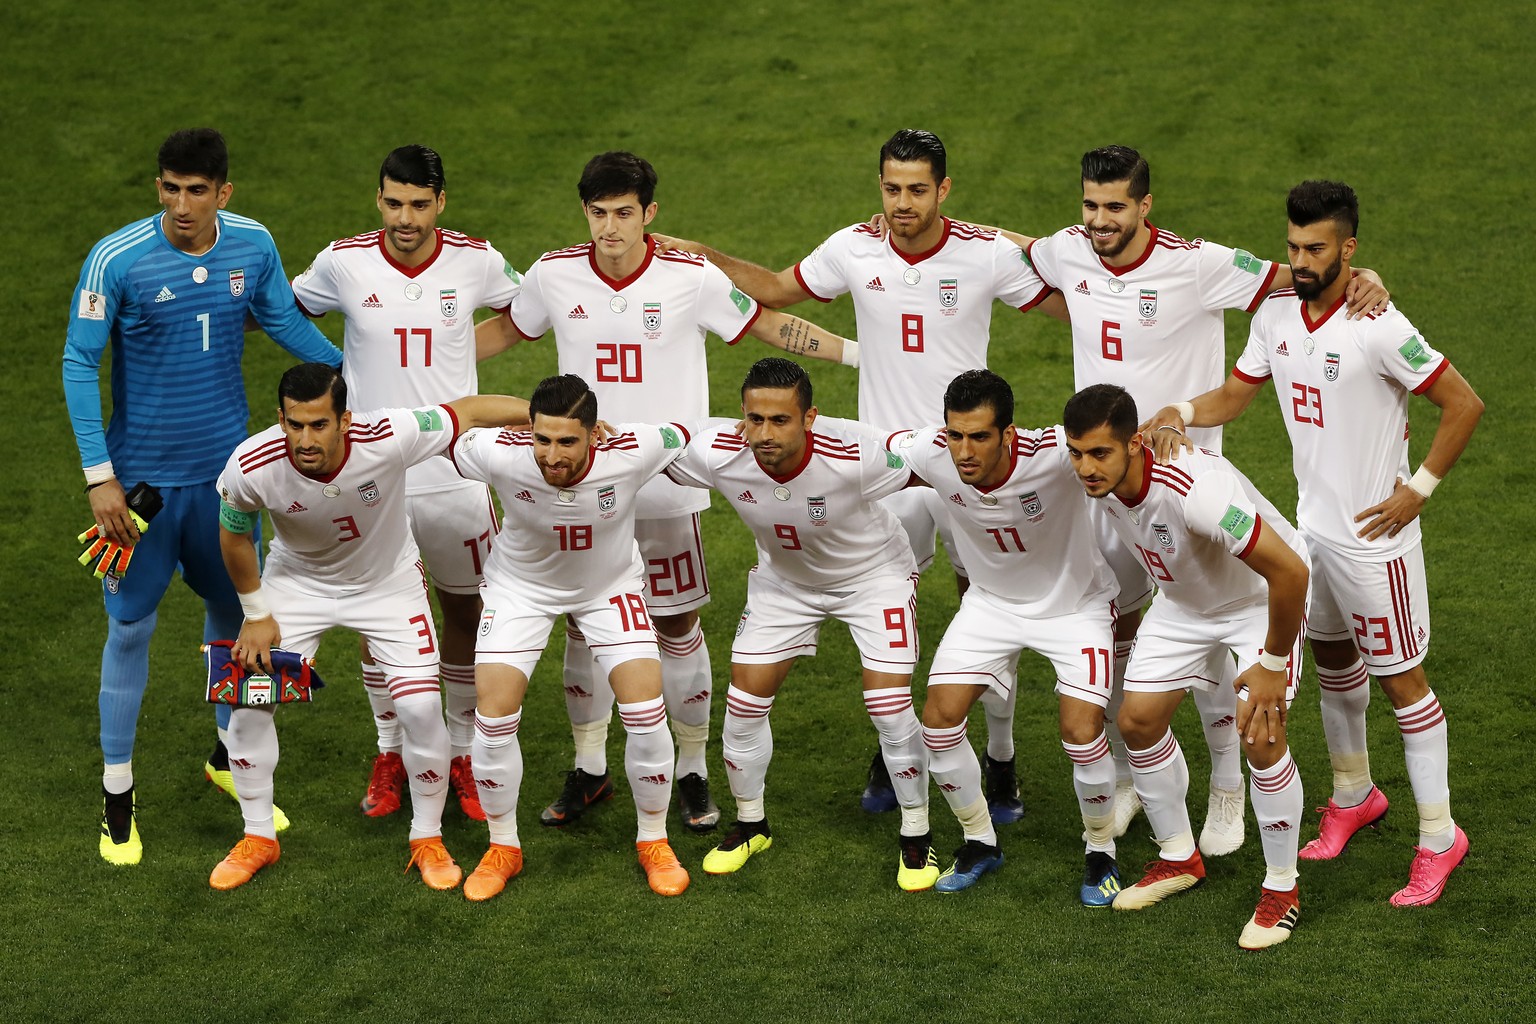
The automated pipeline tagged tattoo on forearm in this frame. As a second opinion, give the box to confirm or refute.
[778,319,821,355]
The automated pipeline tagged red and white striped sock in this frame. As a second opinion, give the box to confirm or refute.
[1317,660,1373,805]
[925,720,993,844]
[361,662,401,754]
[617,696,673,841]
[1248,749,1303,892]
[721,686,774,822]
[1127,729,1194,860]
[440,663,478,760]
[473,710,523,848]
[387,674,450,841]
[1395,690,1454,853]
[1064,731,1117,854]
[658,622,711,777]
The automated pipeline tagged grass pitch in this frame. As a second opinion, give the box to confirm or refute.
[4,2,1533,1022]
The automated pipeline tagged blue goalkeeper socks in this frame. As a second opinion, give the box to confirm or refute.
[99,612,157,765]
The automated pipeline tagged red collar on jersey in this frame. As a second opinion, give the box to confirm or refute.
[589,235,656,291]
[759,432,816,484]
[1113,444,1155,508]
[889,217,952,267]
[287,434,352,484]
[1300,290,1348,333]
[379,228,445,279]
[1100,223,1159,277]
[972,436,1020,495]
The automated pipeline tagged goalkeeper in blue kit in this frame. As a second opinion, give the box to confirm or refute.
[62,128,343,865]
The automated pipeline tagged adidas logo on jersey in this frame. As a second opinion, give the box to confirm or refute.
[362,293,382,308]
[948,493,966,507]
[568,305,588,319]
[865,277,885,291]
[738,490,757,504]
[415,770,443,785]
[154,286,176,303]
[1276,340,1290,356]
[513,489,535,503]
[1075,280,1091,294]
[1263,820,1293,832]
[284,501,307,514]
[637,774,669,786]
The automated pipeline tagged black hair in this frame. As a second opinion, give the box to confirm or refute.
[578,151,658,208]
[1081,145,1150,200]
[278,362,347,417]
[1287,179,1359,239]
[944,369,1013,432]
[379,145,446,194]
[1062,384,1139,442]
[741,357,813,413]
[530,374,599,429]
[158,128,228,183]
[879,129,947,182]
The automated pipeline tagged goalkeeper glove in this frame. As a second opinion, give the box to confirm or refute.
[78,482,164,578]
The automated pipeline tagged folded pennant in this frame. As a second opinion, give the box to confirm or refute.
[203,641,327,706]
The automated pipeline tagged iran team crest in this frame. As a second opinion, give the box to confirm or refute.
[1153,522,1176,553]
[598,485,616,512]
[807,496,827,522]
[1020,490,1044,520]
[229,269,245,297]
[358,480,381,506]
[440,289,457,318]
[1325,352,1341,381]
[1139,289,1157,319]
[939,279,958,308]
[643,302,662,332]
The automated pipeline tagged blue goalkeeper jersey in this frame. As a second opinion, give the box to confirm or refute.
[63,210,343,487]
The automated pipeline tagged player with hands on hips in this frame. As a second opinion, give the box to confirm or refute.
[1142,180,1483,908]
[213,362,531,892]
[1064,384,1310,950]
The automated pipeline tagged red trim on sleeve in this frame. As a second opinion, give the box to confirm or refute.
[1232,367,1271,385]
[1245,261,1280,313]
[1412,359,1450,395]
[441,403,462,451]
[1237,516,1263,560]
[1016,285,1054,314]
[1024,239,1057,289]
[726,304,763,346]
[487,304,510,316]
[292,290,324,319]
[792,262,833,303]
[669,421,692,445]
[506,313,542,341]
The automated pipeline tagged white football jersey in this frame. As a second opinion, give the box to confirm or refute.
[1236,292,1448,560]
[665,424,916,589]
[893,424,1115,616]
[1027,224,1278,450]
[218,405,459,591]
[451,421,689,603]
[292,229,521,494]
[1095,446,1304,618]
[507,239,761,518]
[795,218,1052,432]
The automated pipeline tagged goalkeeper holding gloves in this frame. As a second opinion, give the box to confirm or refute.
[78,482,163,577]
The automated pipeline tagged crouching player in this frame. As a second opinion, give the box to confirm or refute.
[448,374,694,900]
[212,362,530,891]
[1063,384,1310,950]
[665,358,935,891]
[885,370,1121,899]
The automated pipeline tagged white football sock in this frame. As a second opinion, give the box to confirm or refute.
[227,707,279,839]
[617,696,673,841]
[1127,728,1194,861]
[1064,731,1117,855]
[1395,690,1455,852]
[362,662,401,754]
[440,663,478,760]
[658,623,712,778]
[563,624,612,774]
[1195,664,1243,792]
[473,710,523,848]
[1317,661,1373,805]
[924,720,995,845]
[387,675,450,841]
[1249,749,1303,892]
[864,686,928,836]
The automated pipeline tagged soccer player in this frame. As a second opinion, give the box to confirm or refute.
[63,128,344,866]
[884,370,1121,900]
[211,363,531,891]
[475,152,857,835]
[663,358,936,891]
[1019,146,1385,851]
[447,374,696,900]
[292,145,523,824]
[1063,384,1310,950]
[1144,180,1483,907]
[654,129,1063,823]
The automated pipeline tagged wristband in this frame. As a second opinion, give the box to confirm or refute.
[840,338,860,368]
[1173,401,1195,424]
[238,587,273,621]
[1407,465,1441,499]
[84,462,115,486]
[1257,650,1288,673]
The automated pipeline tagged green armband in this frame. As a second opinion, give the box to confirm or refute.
[220,500,257,534]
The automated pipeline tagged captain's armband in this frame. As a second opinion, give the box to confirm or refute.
[220,500,257,534]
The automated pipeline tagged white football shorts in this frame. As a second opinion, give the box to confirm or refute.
[1305,535,1430,673]
[407,482,499,595]
[1124,596,1303,705]
[637,512,711,615]
[731,566,920,672]
[476,575,659,680]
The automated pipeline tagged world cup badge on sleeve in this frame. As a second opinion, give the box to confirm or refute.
[229,269,245,297]
[1325,352,1341,381]
[807,496,827,522]
[441,289,457,318]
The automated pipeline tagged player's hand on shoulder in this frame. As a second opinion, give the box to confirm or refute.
[1344,268,1390,319]
[650,234,703,256]
[87,479,141,545]
[867,213,889,239]
[232,616,282,673]
[1140,410,1194,464]
[595,420,616,442]
[1353,477,1426,540]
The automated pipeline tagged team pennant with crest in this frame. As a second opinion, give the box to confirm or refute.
[203,641,326,706]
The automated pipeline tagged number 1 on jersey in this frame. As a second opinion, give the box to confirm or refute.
[395,327,432,367]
